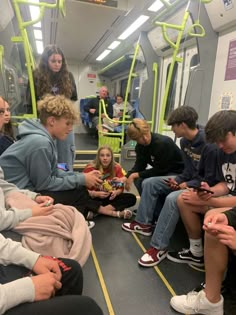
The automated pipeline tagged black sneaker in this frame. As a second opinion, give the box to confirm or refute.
[167,248,204,266]
[193,282,206,292]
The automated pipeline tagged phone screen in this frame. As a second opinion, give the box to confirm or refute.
[57,163,69,171]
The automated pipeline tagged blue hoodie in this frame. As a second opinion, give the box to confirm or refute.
[175,127,215,187]
[0,119,85,191]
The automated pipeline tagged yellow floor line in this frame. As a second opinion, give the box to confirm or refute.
[132,233,176,296]
[91,245,115,315]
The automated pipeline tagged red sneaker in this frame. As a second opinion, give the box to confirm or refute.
[122,220,152,236]
[138,247,167,267]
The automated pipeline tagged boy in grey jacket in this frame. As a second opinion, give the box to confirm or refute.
[0,95,103,221]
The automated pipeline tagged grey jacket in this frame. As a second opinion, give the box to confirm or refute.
[0,119,85,191]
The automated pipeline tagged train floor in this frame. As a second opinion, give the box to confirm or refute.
[82,215,236,315]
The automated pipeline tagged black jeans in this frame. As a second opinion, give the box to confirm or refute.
[1,258,103,315]
[38,187,102,218]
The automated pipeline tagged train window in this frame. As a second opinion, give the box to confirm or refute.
[120,78,130,101]
[190,54,199,68]
[164,62,178,120]
[130,77,140,103]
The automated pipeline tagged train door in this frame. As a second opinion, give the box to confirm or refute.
[158,45,198,138]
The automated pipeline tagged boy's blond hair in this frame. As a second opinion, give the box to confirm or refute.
[37,94,78,124]
[127,118,150,140]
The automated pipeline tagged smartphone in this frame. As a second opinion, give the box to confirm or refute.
[101,173,110,180]
[196,187,214,194]
[163,179,170,184]
[188,185,214,194]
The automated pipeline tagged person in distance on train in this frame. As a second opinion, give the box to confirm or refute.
[84,86,113,130]
[124,118,184,195]
[167,110,236,267]
[27,45,78,170]
[102,94,134,132]
[0,235,104,315]
[0,94,103,228]
[0,96,15,155]
[122,106,218,267]
[170,208,236,315]
[83,145,136,219]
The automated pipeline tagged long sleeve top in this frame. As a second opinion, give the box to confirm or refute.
[0,234,39,314]
[84,97,113,119]
[0,119,85,191]
[126,133,184,179]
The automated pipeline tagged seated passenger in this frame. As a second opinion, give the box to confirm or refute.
[122,106,218,266]
[0,166,54,231]
[0,96,15,155]
[125,118,184,195]
[170,207,235,315]
[83,145,136,219]
[102,95,133,132]
[167,110,236,266]
[0,95,104,225]
[84,86,113,130]
[0,234,103,315]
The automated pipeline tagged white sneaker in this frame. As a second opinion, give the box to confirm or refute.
[87,221,95,229]
[170,290,223,315]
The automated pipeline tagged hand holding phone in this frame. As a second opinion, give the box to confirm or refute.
[101,173,110,180]
[163,178,180,190]
[188,185,214,194]
[195,187,214,194]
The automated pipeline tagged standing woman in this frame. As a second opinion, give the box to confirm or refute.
[29,45,77,170]
[0,96,15,155]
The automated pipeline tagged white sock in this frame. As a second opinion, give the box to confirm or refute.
[189,238,203,257]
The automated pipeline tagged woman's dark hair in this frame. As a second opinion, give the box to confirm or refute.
[2,121,15,139]
[34,45,73,99]
[205,110,236,143]
[167,106,198,129]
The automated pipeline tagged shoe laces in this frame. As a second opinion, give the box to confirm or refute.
[179,248,190,255]
[186,291,203,312]
[146,247,158,258]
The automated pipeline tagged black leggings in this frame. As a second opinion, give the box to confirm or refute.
[92,192,136,212]
[5,295,103,315]
[1,258,103,315]
[38,187,102,218]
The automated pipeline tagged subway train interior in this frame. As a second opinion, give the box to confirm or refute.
[1,0,236,314]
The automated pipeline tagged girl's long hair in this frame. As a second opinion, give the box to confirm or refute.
[2,121,15,139]
[91,145,116,178]
[34,45,73,98]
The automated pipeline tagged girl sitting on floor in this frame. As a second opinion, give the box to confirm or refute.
[83,145,136,219]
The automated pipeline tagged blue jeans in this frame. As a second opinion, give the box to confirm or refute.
[135,176,173,224]
[56,132,75,171]
[135,176,183,250]
[150,189,183,249]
